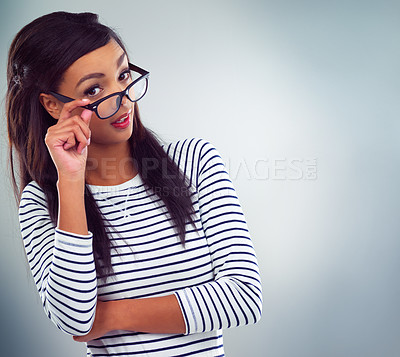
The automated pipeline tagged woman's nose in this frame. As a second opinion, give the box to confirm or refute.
[120,91,130,108]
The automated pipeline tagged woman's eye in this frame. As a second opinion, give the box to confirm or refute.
[85,87,101,97]
[119,71,131,81]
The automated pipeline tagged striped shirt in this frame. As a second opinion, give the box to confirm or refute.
[19,138,262,356]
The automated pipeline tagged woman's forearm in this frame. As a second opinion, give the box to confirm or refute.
[110,294,185,334]
[57,175,88,235]
[74,294,185,342]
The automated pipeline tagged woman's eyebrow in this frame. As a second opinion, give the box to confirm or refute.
[75,53,127,89]
[75,73,104,89]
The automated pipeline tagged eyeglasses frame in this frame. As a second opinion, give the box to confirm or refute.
[49,63,149,119]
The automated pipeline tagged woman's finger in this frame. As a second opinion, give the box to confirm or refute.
[49,122,90,154]
[80,109,93,126]
[66,124,90,154]
[54,115,91,141]
[58,98,90,122]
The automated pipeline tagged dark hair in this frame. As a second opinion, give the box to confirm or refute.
[6,11,197,278]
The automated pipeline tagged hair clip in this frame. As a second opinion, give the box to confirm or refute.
[13,74,22,87]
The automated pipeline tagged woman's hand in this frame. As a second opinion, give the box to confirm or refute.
[73,299,114,343]
[44,98,92,179]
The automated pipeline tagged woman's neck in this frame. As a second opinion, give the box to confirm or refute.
[85,141,138,186]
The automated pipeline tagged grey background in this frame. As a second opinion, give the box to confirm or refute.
[1,0,399,356]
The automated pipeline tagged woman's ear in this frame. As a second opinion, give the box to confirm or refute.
[39,93,62,119]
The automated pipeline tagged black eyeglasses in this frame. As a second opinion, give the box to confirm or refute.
[50,63,149,119]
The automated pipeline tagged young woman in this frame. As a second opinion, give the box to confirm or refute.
[7,11,262,356]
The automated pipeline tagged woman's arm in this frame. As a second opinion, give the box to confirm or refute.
[173,139,263,334]
[19,100,97,335]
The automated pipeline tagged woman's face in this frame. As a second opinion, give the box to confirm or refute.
[57,39,134,147]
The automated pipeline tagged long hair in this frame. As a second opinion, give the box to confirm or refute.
[6,11,197,278]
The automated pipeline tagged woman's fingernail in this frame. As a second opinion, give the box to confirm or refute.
[81,147,87,155]
[87,137,91,145]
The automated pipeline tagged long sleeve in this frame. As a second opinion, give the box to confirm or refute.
[18,182,97,335]
[174,139,263,335]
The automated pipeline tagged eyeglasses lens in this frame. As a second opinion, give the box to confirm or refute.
[96,72,148,119]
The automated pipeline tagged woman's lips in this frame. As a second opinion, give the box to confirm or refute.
[111,110,131,129]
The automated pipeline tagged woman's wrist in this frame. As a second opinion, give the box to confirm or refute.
[57,172,86,185]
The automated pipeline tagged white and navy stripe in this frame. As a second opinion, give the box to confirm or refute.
[19,138,262,356]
